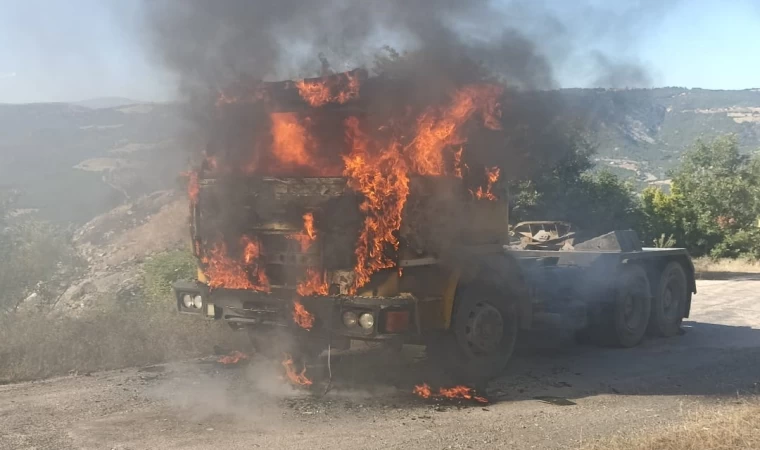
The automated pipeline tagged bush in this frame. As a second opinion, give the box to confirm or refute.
[0,218,82,312]
[142,250,198,303]
[639,135,760,258]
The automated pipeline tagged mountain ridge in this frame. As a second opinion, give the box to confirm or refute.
[1,87,759,222]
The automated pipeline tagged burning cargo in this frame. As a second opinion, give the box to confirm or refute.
[173,68,696,382]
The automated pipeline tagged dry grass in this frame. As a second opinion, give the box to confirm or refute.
[693,257,760,278]
[582,400,760,450]
[0,302,247,384]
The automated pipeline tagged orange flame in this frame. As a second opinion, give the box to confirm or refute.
[407,84,504,176]
[343,117,410,291]
[292,299,316,330]
[198,76,505,294]
[453,147,465,179]
[296,71,361,107]
[292,213,330,296]
[413,383,432,398]
[282,354,313,386]
[270,112,314,171]
[186,171,199,205]
[303,212,316,240]
[289,212,317,252]
[413,383,488,403]
[217,350,249,364]
[296,268,329,297]
[202,236,270,291]
[473,166,501,201]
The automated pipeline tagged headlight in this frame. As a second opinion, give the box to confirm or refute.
[193,295,203,309]
[359,313,374,329]
[182,294,194,308]
[342,311,358,328]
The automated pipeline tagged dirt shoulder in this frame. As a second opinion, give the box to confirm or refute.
[693,256,760,280]
[2,278,760,450]
[583,400,760,450]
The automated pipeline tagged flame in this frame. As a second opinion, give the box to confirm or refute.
[196,75,505,294]
[296,268,329,297]
[292,299,316,330]
[343,117,410,291]
[202,236,270,291]
[453,147,465,179]
[413,383,488,404]
[303,212,316,240]
[407,84,504,176]
[270,112,314,170]
[292,213,330,296]
[289,212,317,252]
[282,354,313,386]
[473,166,501,201]
[413,383,432,398]
[296,71,360,107]
[186,171,199,205]
[217,350,249,364]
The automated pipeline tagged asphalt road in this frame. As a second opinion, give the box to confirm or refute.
[2,277,760,450]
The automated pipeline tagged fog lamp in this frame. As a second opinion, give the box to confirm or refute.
[193,295,203,309]
[342,311,358,328]
[182,294,194,308]
[359,313,375,329]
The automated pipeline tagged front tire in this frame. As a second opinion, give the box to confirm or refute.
[428,286,518,382]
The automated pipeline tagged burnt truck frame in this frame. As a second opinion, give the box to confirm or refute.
[173,174,696,381]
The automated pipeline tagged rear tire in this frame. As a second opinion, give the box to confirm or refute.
[606,264,652,347]
[428,286,518,383]
[648,262,687,337]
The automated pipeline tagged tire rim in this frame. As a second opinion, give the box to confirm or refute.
[464,302,504,355]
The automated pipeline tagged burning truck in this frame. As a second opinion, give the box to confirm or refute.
[173,68,696,382]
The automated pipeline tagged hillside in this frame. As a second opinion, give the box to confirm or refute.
[0,102,186,223]
[74,97,143,109]
[565,87,760,183]
[2,87,760,223]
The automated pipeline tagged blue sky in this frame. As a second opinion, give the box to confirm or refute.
[0,0,758,103]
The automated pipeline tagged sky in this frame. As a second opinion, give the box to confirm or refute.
[0,0,759,104]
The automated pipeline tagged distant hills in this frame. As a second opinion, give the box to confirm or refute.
[2,87,759,223]
[566,87,760,183]
[0,102,185,223]
[73,97,143,109]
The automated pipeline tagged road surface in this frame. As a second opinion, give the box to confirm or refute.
[2,277,760,449]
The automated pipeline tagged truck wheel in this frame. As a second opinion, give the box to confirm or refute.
[429,286,518,382]
[648,262,687,337]
[606,264,652,347]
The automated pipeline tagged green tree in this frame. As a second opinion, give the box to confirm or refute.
[640,135,760,258]
[0,191,80,312]
[510,133,642,238]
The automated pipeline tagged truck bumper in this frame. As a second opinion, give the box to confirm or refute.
[172,280,418,341]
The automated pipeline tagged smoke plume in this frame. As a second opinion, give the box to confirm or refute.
[140,0,677,283]
[143,0,556,93]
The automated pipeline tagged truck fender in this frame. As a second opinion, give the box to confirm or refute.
[452,252,532,330]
